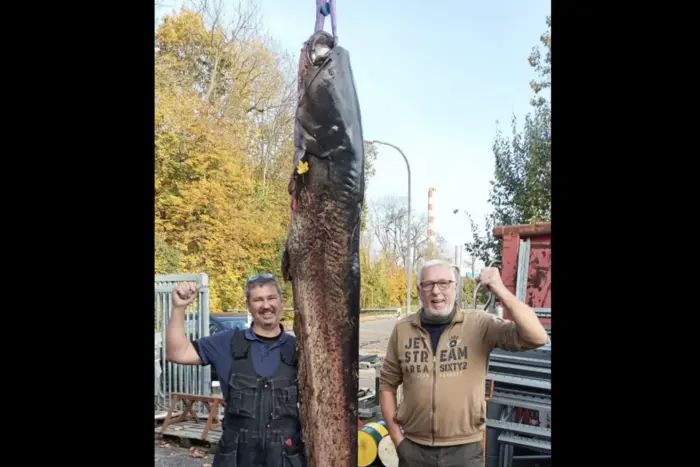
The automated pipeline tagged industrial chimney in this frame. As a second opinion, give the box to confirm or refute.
[428,187,436,248]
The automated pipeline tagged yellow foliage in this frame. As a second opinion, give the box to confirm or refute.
[155,8,406,312]
[296,161,309,174]
[384,264,406,306]
[155,8,293,310]
[357,251,420,311]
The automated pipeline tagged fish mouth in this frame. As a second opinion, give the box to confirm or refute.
[307,30,334,66]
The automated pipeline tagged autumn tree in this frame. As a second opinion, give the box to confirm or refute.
[155,231,182,274]
[422,232,453,264]
[368,195,451,271]
[369,195,437,269]
[360,195,452,311]
[155,3,388,310]
[155,4,295,310]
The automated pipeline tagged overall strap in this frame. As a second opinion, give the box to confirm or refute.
[231,328,252,359]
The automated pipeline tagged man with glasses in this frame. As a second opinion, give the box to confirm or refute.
[165,273,305,467]
[378,259,548,467]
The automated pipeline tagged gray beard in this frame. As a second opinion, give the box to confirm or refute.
[423,303,454,318]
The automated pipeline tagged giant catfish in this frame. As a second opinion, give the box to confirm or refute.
[282,29,364,467]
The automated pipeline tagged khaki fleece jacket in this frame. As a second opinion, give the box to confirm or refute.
[379,308,543,447]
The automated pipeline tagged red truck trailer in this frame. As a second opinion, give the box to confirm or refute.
[493,222,551,326]
[486,222,551,467]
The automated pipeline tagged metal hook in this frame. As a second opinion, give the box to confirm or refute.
[472,260,501,310]
[314,0,338,43]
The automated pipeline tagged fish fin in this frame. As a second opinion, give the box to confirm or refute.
[282,241,292,282]
[288,173,296,196]
[288,174,299,212]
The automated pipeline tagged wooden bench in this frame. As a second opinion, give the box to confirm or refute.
[161,392,225,441]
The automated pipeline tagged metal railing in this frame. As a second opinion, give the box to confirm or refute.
[154,273,211,414]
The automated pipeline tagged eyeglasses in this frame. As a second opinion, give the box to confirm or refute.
[247,273,275,283]
[419,280,455,291]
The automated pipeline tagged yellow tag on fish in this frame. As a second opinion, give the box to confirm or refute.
[296,161,309,174]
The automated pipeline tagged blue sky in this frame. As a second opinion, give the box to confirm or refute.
[156,0,551,266]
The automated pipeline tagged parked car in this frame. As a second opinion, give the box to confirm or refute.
[208,312,250,383]
[210,313,249,333]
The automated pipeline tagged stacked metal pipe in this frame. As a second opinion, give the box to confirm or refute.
[485,321,551,467]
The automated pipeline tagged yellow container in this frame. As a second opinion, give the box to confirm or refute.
[357,421,389,466]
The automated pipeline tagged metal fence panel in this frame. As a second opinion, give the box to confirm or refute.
[154,273,211,415]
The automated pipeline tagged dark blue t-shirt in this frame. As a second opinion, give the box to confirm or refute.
[193,326,292,402]
[422,321,450,354]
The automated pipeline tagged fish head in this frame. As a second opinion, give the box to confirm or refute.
[290,30,364,213]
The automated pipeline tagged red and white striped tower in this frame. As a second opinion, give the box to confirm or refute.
[427,188,436,248]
